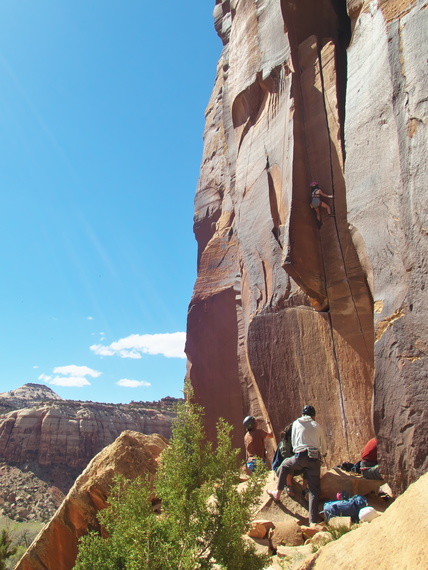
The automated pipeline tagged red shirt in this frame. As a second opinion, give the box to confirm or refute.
[244,428,269,460]
[361,438,378,463]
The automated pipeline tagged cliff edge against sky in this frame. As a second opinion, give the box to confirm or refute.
[186,0,427,493]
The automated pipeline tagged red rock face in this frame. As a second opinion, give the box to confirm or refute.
[186,0,427,492]
[344,0,428,491]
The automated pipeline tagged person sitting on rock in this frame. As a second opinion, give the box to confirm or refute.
[267,405,326,525]
[360,438,383,480]
[243,415,273,472]
[310,181,334,222]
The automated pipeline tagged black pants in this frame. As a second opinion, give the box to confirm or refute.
[277,452,321,524]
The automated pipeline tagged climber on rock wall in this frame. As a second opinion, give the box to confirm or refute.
[243,415,273,472]
[310,181,334,222]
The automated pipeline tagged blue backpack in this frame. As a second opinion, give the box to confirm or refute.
[323,495,368,522]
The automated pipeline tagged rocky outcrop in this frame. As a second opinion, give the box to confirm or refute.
[14,431,167,570]
[0,393,176,469]
[0,383,61,414]
[296,471,428,569]
[186,0,427,492]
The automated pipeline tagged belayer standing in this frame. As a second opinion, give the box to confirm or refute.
[267,405,326,524]
[272,423,308,497]
[243,415,273,472]
[310,181,334,222]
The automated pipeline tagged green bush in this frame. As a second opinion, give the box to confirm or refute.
[0,529,17,570]
[0,516,43,569]
[74,384,269,569]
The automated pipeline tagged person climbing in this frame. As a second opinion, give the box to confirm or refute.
[310,181,334,222]
[267,405,327,525]
[272,423,308,497]
[243,415,273,472]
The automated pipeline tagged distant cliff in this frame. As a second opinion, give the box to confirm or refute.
[0,383,62,414]
[0,384,179,469]
[186,0,427,493]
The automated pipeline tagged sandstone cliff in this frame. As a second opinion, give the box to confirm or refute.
[0,384,177,470]
[186,0,427,493]
[14,431,167,570]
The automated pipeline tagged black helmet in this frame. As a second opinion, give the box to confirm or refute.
[302,405,316,417]
[243,415,256,430]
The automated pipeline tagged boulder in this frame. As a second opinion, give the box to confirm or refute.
[296,471,428,569]
[14,431,168,570]
[247,519,275,539]
[320,468,384,500]
[327,516,352,530]
[300,524,325,539]
[269,520,305,550]
[309,531,334,548]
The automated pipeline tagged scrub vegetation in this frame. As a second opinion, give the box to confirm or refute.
[0,518,43,569]
[73,383,269,569]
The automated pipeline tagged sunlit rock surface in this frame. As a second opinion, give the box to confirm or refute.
[0,383,62,414]
[186,0,427,492]
[14,431,167,570]
[0,388,176,469]
[344,0,428,492]
[295,471,428,569]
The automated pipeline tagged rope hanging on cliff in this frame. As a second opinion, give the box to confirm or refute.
[266,310,275,415]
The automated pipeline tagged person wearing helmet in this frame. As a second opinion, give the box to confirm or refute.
[267,405,327,524]
[310,181,334,222]
[243,415,273,472]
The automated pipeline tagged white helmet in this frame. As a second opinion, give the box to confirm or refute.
[358,506,379,522]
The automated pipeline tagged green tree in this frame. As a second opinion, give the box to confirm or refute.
[0,529,18,570]
[74,385,269,569]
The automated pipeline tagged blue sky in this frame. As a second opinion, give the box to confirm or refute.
[0,2,221,403]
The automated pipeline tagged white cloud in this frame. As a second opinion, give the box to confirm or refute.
[49,376,91,387]
[119,349,141,359]
[53,365,101,378]
[90,345,115,357]
[87,316,93,320]
[38,373,52,382]
[116,379,151,388]
[90,332,186,359]
[39,365,101,388]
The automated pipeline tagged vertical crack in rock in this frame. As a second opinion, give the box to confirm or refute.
[279,0,374,457]
[187,0,428,484]
[187,0,375,461]
[344,0,428,491]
